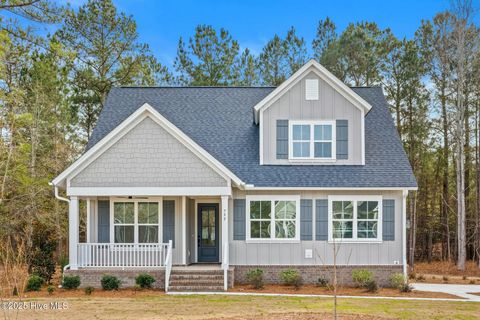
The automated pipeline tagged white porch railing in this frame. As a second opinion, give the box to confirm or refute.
[164,240,173,292]
[222,241,229,291]
[77,243,169,268]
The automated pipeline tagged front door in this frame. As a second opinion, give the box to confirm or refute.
[197,203,219,262]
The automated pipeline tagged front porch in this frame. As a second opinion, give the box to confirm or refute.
[66,193,231,291]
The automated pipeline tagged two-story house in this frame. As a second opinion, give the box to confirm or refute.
[52,60,417,291]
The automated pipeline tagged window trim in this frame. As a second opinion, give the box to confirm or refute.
[288,120,336,162]
[246,195,301,242]
[110,197,163,244]
[328,195,382,243]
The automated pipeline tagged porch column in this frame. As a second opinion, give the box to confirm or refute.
[402,190,408,278]
[69,196,79,270]
[221,195,229,266]
[182,196,187,265]
[86,198,91,243]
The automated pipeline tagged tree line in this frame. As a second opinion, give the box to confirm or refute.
[1,0,479,271]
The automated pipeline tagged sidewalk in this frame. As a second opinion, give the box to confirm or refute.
[412,283,480,301]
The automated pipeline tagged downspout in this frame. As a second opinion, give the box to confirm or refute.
[49,182,70,272]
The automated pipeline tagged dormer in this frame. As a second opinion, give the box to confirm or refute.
[253,60,372,165]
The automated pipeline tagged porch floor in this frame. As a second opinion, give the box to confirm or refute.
[173,264,222,271]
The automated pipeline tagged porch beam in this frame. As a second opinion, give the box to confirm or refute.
[69,196,79,270]
[68,187,232,197]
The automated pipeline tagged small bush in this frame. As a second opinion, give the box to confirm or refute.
[135,273,156,289]
[246,268,264,289]
[409,271,416,280]
[101,275,121,291]
[365,280,378,293]
[399,282,413,292]
[47,285,55,295]
[416,274,425,281]
[62,275,81,290]
[279,269,302,289]
[84,286,94,295]
[316,276,329,287]
[470,280,475,284]
[389,273,407,290]
[352,269,373,288]
[26,275,44,292]
[442,275,449,282]
[462,275,468,280]
[133,284,142,292]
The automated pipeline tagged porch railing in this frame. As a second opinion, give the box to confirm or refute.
[77,243,169,268]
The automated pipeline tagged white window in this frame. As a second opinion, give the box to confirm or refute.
[246,196,300,241]
[289,121,336,160]
[328,196,382,242]
[112,199,161,243]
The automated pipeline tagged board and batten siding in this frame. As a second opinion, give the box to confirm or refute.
[70,117,228,187]
[262,70,363,165]
[228,189,403,266]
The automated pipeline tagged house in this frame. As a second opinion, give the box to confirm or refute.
[52,60,417,291]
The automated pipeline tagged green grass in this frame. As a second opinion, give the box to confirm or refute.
[14,294,480,319]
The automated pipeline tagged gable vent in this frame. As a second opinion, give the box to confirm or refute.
[305,79,319,100]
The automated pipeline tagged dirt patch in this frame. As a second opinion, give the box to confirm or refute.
[21,287,165,298]
[415,261,480,277]
[230,284,462,299]
[412,274,480,285]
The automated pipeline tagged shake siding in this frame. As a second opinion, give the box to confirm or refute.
[229,189,403,266]
[262,71,363,165]
[70,117,228,188]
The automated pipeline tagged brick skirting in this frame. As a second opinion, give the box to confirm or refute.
[64,268,166,289]
[233,265,403,287]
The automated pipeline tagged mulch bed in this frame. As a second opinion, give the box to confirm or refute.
[223,312,392,320]
[230,284,462,299]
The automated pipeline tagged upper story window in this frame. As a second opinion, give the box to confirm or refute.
[289,120,336,160]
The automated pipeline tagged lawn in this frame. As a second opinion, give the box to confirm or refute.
[7,294,480,320]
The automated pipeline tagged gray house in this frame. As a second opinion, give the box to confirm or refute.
[52,60,417,291]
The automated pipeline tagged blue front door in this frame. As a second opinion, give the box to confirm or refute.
[197,203,219,262]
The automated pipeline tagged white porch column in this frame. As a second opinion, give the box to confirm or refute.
[402,190,408,278]
[182,196,187,265]
[221,195,229,266]
[69,196,79,270]
[86,198,91,243]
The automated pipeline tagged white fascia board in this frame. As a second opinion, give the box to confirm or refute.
[67,187,232,197]
[244,186,418,191]
[253,59,372,124]
[52,103,245,188]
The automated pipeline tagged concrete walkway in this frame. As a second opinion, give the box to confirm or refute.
[412,283,480,301]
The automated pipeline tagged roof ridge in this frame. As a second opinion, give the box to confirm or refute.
[116,86,277,89]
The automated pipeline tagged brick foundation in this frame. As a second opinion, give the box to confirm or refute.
[64,268,166,289]
[233,265,403,287]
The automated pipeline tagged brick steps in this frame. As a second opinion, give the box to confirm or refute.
[168,268,225,292]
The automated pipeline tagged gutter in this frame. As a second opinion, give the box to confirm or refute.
[49,182,70,272]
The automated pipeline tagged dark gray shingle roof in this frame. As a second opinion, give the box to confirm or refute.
[87,86,417,188]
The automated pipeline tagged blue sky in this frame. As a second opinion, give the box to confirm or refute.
[106,0,452,68]
[10,0,456,68]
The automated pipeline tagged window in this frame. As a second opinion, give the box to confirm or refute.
[113,199,161,243]
[247,196,300,241]
[328,196,382,242]
[289,121,335,160]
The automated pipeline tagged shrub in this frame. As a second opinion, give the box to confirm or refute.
[352,269,373,288]
[470,280,475,284]
[416,274,425,281]
[389,273,406,290]
[28,221,57,283]
[101,275,121,291]
[399,282,413,292]
[442,275,449,282]
[62,275,80,289]
[365,280,378,293]
[279,269,302,289]
[47,285,55,295]
[84,286,94,295]
[246,268,264,289]
[135,273,156,289]
[409,271,416,280]
[316,276,329,287]
[463,275,468,280]
[26,275,44,291]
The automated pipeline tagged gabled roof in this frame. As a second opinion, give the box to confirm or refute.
[74,86,417,189]
[252,59,372,123]
[52,103,244,188]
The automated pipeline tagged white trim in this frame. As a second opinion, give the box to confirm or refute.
[253,60,372,124]
[327,195,383,243]
[259,110,264,165]
[52,103,244,188]
[245,195,301,242]
[361,109,365,165]
[402,190,408,278]
[69,196,79,270]
[67,187,232,197]
[288,120,336,161]
[182,196,187,265]
[244,186,418,191]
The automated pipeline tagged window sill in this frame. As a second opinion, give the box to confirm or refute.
[327,240,383,244]
[245,239,301,244]
[288,158,336,163]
